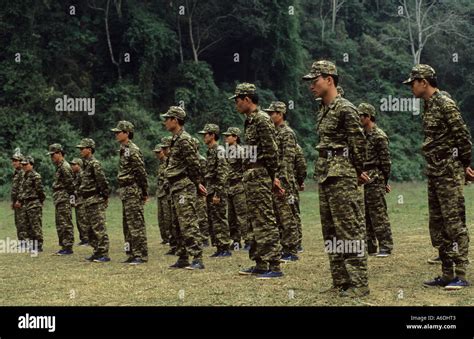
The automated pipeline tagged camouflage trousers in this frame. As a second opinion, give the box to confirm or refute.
[364,179,393,253]
[292,185,303,247]
[75,204,89,243]
[84,201,109,257]
[273,186,299,256]
[170,177,203,262]
[157,196,171,243]
[196,194,210,243]
[428,174,469,280]
[55,201,74,250]
[243,168,282,272]
[169,196,178,251]
[319,177,368,289]
[207,194,230,252]
[228,182,250,245]
[23,201,43,248]
[121,192,148,261]
[14,206,28,241]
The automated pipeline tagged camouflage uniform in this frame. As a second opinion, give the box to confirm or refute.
[192,137,211,245]
[222,127,250,247]
[111,121,149,262]
[264,102,299,257]
[404,64,471,281]
[154,142,171,244]
[358,103,393,254]
[229,83,282,272]
[70,158,88,244]
[161,106,204,266]
[11,153,27,242]
[198,124,231,253]
[48,144,75,251]
[303,61,368,291]
[18,156,45,249]
[76,138,110,259]
[293,144,307,248]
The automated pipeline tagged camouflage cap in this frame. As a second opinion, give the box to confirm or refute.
[11,153,24,161]
[111,120,134,133]
[358,103,376,117]
[198,123,220,135]
[154,136,173,151]
[222,127,241,137]
[76,138,96,149]
[21,155,34,165]
[161,106,186,120]
[263,101,287,114]
[302,60,338,80]
[336,85,344,97]
[403,64,436,84]
[70,158,83,167]
[47,143,64,155]
[228,83,257,100]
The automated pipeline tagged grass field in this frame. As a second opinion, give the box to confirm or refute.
[0,182,473,306]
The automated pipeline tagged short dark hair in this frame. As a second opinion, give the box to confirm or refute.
[322,74,339,87]
[236,136,241,144]
[426,77,438,88]
[127,131,134,140]
[238,93,259,104]
[362,113,376,122]
[211,132,219,141]
[177,118,185,126]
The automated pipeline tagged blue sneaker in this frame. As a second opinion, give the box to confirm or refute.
[238,266,267,276]
[210,251,221,258]
[218,250,232,258]
[444,277,470,290]
[185,260,205,270]
[169,260,190,269]
[55,249,73,256]
[256,271,284,279]
[85,255,97,261]
[93,256,111,263]
[297,246,304,253]
[242,244,251,251]
[423,276,450,287]
[129,258,146,265]
[280,253,299,263]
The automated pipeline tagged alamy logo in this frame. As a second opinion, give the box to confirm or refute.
[380,95,421,115]
[217,144,257,163]
[324,237,365,257]
[55,95,95,115]
[18,313,56,332]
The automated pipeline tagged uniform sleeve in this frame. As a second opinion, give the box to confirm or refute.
[63,165,76,197]
[376,135,391,184]
[181,139,203,186]
[132,150,148,196]
[35,174,46,203]
[11,172,19,202]
[258,116,280,180]
[214,151,229,197]
[92,161,110,199]
[294,145,307,186]
[278,129,297,185]
[445,102,472,168]
[343,108,367,174]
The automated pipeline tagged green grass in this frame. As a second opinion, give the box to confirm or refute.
[0,182,473,306]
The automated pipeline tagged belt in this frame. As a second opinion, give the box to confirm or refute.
[363,164,378,170]
[81,190,99,199]
[167,172,188,185]
[229,178,243,185]
[245,162,265,170]
[432,151,457,162]
[21,197,39,203]
[118,181,135,188]
[318,149,347,158]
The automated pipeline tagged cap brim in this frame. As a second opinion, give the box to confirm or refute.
[47,151,54,155]
[222,132,232,136]
[228,94,237,100]
[197,130,207,134]
[302,72,320,80]
[75,145,84,148]
[402,77,414,84]
[110,128,121,132]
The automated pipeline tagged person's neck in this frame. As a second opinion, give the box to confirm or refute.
[120,138,130,145]
[245,103,258,115]
[172,126,183,135]
[322,87,338,106]
[275,119,284,127]
[423,87,437,101]
[208,140,217,148]
[365,121,375,132]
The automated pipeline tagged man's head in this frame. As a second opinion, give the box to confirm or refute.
[70,158,83,173]
[302,60,338,98]
[21,156,34,172]
[76,138,96,158]
[11,153,24,170]
[229,83,258,114]
[161,106,186,133]
[222,127,241,145]
[358,103,376,127]
[47,143,65,164]
[198,123,220,145]
[264,101,287,125]
[403,64,437,98]
[111,120,134,143]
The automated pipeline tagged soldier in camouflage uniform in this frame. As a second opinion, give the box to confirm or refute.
[293,143,307,252]
[154,139,171,245]
[264,101,300,262]
[198,124,231,257]
[403,64,472,289]
[48,144,75,255]
[18,156,45,252]
[222,127,251,250]
[161,106,206,270]
[76,138,111,263]
[192,137,211,247]
[230,83,284,279]
[11,153,27,246]
[303,60,369,297]
[70,158,89,246]
[358,103,393,257]
[111,121,149,265]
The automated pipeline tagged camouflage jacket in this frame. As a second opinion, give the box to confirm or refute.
[227,144,245,183]
[244,107,279,180]
[422,90,472,177]
[156,157,168,198]
[72,171,83,205]
[204,143,229,197]
[275,122,297,187]
[165,128,202,186]
[78,156,109,206]
[293,144,307,187]
[364,125,391,184]
[18,170,45,207]
[52,159,75,205]
[11,168,23,203]
[117,140,148,196]
[315,95,366,183]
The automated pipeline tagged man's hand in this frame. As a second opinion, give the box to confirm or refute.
[273,178,285,197]
[465,167,474,181]
[143,195,149,204]
[298,183,305,191]
[198,184,208,196]
[14,201,21,209]
[385,184,391,193]
[104,198,109,208]
[357,172,370,185]
[212,195,220,205]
